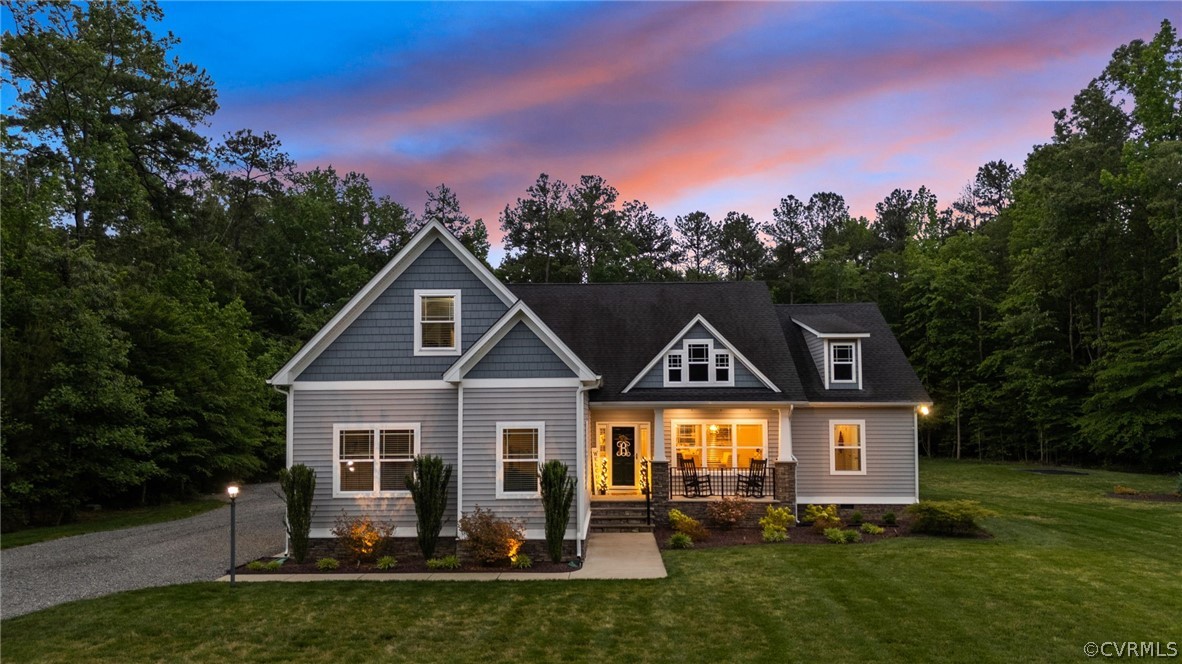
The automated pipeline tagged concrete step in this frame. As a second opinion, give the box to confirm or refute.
[589,524,655,533]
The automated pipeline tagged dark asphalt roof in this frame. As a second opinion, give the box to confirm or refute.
[777,303,931,403]
[510,282,806,402]
[790,312,868,335]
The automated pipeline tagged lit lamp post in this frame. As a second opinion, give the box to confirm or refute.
[227,485,239,585]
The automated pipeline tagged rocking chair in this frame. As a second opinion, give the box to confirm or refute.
[677,454,714,498]
[736,459,768,498]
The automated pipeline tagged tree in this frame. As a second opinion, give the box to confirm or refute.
[421,184,490,262]
[674,211,720,280]
[498,173,575,283]
[718,211,766,280]
[615,200,680,281]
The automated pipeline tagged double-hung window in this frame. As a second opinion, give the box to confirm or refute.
[334,423,420,496]
[496,422,544,498]
[829,342,856,384]
[830,420,865,474]
[414,289,461,355]
[664,339,734,386]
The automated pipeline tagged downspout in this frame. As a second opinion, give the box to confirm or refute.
[575,379,601,560]
[270,383,292,557]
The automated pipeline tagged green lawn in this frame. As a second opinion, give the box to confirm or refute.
[2,460,1179,663]
[0,499,225,550]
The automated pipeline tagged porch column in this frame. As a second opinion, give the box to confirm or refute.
[777,406,793,462]
[653,408,667,462]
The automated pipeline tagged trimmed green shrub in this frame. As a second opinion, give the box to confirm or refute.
[824,527,861,544]
[860,523,884,535]
[511,553,533,569]
[246,560,282,571]
[316,557,340,571]
[761,525,788,543]
[758,505,795,542]
[804,504,842,533]
[459,505,526,565]
[427,555,461,570]
[883,511,898,526]
[706,496,752,530]
[907,500,998,535]
[278,464,316,563]
[668,532,694,549]
[539,460,576,562]
[376,555,397,571]
[332,512,393,564]
[406,454,452,560]
[668,509,709,540]
[849,511,864,526]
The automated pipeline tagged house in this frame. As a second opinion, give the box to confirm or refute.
[268,220,931,558]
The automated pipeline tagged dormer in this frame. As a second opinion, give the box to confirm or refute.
[791,314,870,390]
[621,314,780,393]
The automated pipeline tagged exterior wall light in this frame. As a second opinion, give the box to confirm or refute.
[918,405,931,416]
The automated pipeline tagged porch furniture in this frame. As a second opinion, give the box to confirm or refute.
[736,459,768,498]
[677,454,714,497]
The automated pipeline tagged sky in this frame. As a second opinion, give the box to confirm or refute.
[147,2,1175,263]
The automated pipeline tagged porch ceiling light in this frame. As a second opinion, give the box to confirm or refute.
[708,424,719,434]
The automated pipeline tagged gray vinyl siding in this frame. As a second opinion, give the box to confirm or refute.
[662,407,782,462]
[297,239,510,381]
[792,407,916,502]
[461,387,578,530]
[632,322,764,389]
[466,321,575,379]
[292,388,459,534]
[803,333,826,382]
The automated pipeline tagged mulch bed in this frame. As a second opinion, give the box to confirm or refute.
[1106,493,1182,503]
[654,523,909,549]
[236,557,578,575]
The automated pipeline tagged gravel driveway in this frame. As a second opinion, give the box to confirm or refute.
[0,483,285,620]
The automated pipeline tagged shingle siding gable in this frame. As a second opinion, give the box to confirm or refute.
[632,322,764,389]
[467,321,576,379]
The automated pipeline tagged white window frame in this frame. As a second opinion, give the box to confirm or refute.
[495,421,545,499]
[829,419,867,476]
[663,339,734,387]
[670,419,767,468]
[825,339,861,388]
[332,422,421,498]
[413,289,462,356]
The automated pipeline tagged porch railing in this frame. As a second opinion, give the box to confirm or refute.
[668,466,776,499]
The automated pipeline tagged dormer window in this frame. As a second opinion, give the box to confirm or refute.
[830,343,855,383]
[665,339,733,386]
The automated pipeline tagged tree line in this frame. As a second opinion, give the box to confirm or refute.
[1,2,1177,529]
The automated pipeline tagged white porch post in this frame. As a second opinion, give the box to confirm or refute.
[778,406,793,462]
[653,408,666,462]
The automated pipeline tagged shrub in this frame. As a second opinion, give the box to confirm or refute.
[459,505,525,565]
[824,528,862,544]
[668,509,709,540]
[860,523,884,535]
[761,525,788,543]
[907,500,998,535]
[246,560,278,571]
[427,555,462,570]
[406,455,453,560]
[883,511,898,526]
[1176,473,1182,496]
[706,496,752,530]
[511,553,533,569]
[668,532,694,549]
[376,555,397,571]
[539,460,576,562]
[1113,484,1138,495]
[803,504,842,533]
[332,513,393,564]
[316,557,340,571]
[278,464,316,563]
[849,511,864,526]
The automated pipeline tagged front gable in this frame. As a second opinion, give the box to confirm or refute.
[622,315,779,393]
[467,321,576,379]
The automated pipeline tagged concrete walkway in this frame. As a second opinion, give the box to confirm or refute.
[217,531,666,582]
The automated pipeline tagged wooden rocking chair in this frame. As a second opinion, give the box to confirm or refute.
[736,459,768,498]
[677,454,713,498]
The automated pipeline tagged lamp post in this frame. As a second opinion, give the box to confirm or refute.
[227,485,239,585]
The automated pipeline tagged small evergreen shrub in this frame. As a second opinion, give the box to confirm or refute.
[317,557,340,571]
[406,455,453,560]
[758,505,795,542]
[668,532,694,549]
[804,504,842,533]
[511,553,533,569]
[907,500,998,535]
[1113,484,1138,495]
[860,523,884,535]
[278,464,316,563]
[668,509,709,540]
[427,555,462,570]
[332,513,393,564]
[539,460,576,562]
[824,528,862,544]
[761,525,788,543]
[459,505,526,564]
[376,555,397,571]
[849,511,864,526]
[706,496,751,530]
[883,511,898,526]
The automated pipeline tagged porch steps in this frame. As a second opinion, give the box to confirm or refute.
[590,501,655,533]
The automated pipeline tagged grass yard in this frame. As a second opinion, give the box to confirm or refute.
[0,499,225,550]
[2,460,1179,663]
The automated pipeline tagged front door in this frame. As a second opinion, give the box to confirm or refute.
[610,426,636,487]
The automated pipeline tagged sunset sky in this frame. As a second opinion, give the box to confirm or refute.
[156,2,1173,263]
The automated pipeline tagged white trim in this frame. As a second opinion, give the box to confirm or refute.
[311,526,459,539]
[284,387,293,468]
[457,385,464,533]
[797,496,918,505]
[269,220,517,385]
[332,422,421,498]
[653,408,666,462]
[621,314,781,393]
[413,289,462,356]
[443,301,599,382]
[591,400,799,408]
[461,377,583,389]
[829,419,867,475]
[799,402,922,408]
[596,422,652,489]
[828,340,858,386]
[290,380,454,391]
[575,385,591,558]
[495,421,545,499]
[914,410,920,502]
[661,339,735,387]
[670,419,768,468]
[791,319,871,339]
[777,406,792,462]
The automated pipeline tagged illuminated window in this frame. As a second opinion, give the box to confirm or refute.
[497,422,544,498]
[672,421,766,468]
[830,421,865,474]
[334,424,420,496]
[414,290,461,355]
